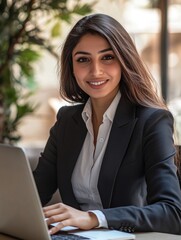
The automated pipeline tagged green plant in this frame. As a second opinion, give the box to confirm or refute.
[0,0,95,144]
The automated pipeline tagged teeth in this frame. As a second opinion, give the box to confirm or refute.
[89,81,106,86]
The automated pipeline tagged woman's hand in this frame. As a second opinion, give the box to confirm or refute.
[43,203,99,235]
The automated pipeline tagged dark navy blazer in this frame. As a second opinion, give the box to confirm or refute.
[33,94,181,234]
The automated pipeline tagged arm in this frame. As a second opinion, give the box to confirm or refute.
[33,107,66,206]
[102,109,181,234]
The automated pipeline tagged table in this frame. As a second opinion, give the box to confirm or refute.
[0,232,181,240]
[135,232,181,239]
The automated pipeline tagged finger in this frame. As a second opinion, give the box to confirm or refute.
[43,203,64,212]
[48,222,65,235]
[44,207,64,218]
[43,203,67,218]
[46,213,68,226]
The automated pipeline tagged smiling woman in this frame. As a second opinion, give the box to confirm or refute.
[72,34,121,105]
[33,13,181,236]
[71,33,122,142]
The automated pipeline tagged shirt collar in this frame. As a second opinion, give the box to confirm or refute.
[82,91,121,123]
[82,98,92,123]
[104,91,121,122]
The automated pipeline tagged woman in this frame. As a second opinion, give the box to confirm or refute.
[33,13,181,235]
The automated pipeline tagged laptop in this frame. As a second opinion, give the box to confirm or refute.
[0,144,135,240]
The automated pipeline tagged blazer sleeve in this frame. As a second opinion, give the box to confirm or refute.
[102,109,181,234]
[33,107,66,206]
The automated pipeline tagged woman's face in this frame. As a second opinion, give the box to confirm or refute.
[72,33,121,101]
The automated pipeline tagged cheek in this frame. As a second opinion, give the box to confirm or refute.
[109,66,121,81]
[73,65,87,82]
[116,69,122,80]
[72,64,80,79]
[114,63,122,80]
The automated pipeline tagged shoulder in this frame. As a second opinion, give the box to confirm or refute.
[136,105,173,122]
[49,103,85,135]
[134,106,174,135]
[56,103,85,120]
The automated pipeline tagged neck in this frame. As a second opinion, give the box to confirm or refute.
[90,90,119,145]
[91,90,119,121]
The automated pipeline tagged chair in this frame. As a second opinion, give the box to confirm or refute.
[176,145,181,187]
[24,147,62,205]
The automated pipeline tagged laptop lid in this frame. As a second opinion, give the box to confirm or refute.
[0,144,51,240]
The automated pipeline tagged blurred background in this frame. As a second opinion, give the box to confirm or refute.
[0,0,181,151]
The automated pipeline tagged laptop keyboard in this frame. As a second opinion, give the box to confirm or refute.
[51,233,89,240]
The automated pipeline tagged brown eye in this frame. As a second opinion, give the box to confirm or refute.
[102,55,114,61]
[77,57,90,63]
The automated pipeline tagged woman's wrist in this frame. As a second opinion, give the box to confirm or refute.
[87,212,99,228]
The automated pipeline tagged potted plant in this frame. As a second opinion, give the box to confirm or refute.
[0,0,94,144]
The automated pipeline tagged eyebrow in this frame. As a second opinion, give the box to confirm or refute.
[73,47,113,56]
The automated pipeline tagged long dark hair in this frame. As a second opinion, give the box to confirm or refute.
[59,13,166,109]
[58,13,181,171]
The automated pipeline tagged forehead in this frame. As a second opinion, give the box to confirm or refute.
[73,33,111,53]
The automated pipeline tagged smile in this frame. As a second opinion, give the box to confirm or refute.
[89,80,107,86]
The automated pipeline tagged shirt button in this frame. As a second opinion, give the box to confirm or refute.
[100,138,104,142]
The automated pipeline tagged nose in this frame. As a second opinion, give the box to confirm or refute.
[90,61,103,77]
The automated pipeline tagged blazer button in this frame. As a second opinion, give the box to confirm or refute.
[119,226,123,231]
[127,226,132,233]
[123,227,128,232]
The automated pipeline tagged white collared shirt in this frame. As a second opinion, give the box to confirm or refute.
[71,91,121,227]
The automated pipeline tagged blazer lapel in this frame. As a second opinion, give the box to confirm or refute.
[98,95,138,208]
[59,105,87,209]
